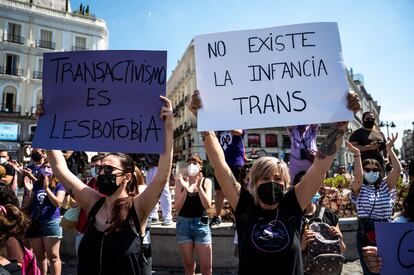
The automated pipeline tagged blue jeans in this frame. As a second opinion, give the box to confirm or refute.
[176,216,211,245]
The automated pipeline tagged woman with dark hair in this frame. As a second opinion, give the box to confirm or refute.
[0,203,31,274]
[42,96,173,275]
[23,159,65,275]
[349,111,387,168]
[362,181,414,273]
[349,133,401,274]
[189,90,361,274]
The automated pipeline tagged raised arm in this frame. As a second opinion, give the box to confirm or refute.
[384,133,402,190]
[46,150,101,213]
[346,141,363,196]
[134,96,173,222]
[295,91,361,210]
[189,90,240,209]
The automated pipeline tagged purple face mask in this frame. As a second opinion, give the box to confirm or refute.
[40,167,53,177]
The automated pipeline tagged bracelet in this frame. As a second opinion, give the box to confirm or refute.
[201,131,214,141]
[354,155,361,158]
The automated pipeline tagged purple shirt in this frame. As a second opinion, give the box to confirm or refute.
[30,182,65,221]
[217,131,245,167]
[288,125,318,159]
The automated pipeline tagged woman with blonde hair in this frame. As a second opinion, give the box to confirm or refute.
[189,90,360,274]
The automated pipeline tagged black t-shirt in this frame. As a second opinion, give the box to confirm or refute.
[349,128,386,165]
[0,163,15,185]
[235,186,303,275]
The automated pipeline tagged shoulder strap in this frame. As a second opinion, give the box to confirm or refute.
[86,197,105,225]
[130,206,142,237]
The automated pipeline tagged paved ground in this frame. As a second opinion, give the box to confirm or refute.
[61,254,363,274]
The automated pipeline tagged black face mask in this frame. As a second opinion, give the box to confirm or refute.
[363,120,375,129]
[96,174,120,196]
[31,152,42,162]
[257,182,285,206]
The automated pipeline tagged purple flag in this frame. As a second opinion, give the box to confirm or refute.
[32,50,167,153]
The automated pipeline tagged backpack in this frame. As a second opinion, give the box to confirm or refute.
[303,207,345,275]
[18,240,41,275]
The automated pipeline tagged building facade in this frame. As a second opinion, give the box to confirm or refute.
[0,0,108,160]
[167,42,382,172]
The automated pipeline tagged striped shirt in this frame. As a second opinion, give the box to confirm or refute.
[350,179,396,219]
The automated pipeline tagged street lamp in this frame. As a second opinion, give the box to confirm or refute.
[379,120,396,138]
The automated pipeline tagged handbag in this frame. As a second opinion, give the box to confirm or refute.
[60,206,81,230]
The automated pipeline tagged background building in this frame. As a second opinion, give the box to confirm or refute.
[0,0,108,160]
[401,128,413,163]
[167,42,382,173]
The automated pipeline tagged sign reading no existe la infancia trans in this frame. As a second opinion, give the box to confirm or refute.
[32,50,167,154]
[194,22,353,131]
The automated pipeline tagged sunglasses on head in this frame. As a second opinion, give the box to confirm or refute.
[364,168,380,173]
[96,165,125,175]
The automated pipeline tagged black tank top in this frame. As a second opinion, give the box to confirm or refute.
[77,197,146,275]
[178,178,207,217]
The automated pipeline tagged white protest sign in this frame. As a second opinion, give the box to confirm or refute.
[194,22,352,131]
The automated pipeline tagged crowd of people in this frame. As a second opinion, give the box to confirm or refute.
[0,90,412,275]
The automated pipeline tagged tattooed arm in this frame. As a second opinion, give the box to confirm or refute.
[295,122,348,210]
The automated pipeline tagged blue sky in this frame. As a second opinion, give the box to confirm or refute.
[71,0,414,149]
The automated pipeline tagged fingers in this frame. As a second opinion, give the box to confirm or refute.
[159,95,172,109]
[188,90,202,116]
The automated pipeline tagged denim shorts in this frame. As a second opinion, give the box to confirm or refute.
[26,218,63,239]
[176,216,212,245]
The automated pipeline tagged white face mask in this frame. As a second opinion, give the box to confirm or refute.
[0,157,7,165]
[187,164,199,177]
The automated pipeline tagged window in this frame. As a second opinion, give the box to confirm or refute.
[36,29,54,49]
[29,125,37,140]
[265,134,278,147]
[1,86,17,113]
[282,135,291,149]
[33,59,43,79]
[248,133,261,147]
[73,36,87,51]
[5,23,23,44]
[1,54,22,76]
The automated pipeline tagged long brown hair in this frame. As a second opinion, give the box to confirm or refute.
[0,204,30,256]
[105,153,140,233]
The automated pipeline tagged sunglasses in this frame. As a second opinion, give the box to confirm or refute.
[364,118,375,122]
[364,168,380,173]
[96,165,125,175]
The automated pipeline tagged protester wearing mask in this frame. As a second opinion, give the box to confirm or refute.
[37,96,173,275]
[188,89,361,274]
[349,112,387,168]
[0,150,15,186]
[174,155,213,275]
[26,149,45,179]
[349,134,401,275]
[22,160,65,275]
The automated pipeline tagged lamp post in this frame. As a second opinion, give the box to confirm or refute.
[379,120,396,138]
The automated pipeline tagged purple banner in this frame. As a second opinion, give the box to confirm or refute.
[375,222,414,275]
[32,50,167,153]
